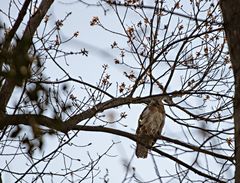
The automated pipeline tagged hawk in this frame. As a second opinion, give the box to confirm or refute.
[135,99,165,158]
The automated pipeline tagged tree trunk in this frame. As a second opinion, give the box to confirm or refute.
[220,1,240,181]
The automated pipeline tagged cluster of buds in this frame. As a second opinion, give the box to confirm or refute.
[56,20,63,30]
[120,112,127,118]
[127,27,134,40]
[102,74,110,85]
[125,0,141,5]
[124,70,136,81]
[119,82,126,93]
[90,16,100,26]
[226,137,233,149]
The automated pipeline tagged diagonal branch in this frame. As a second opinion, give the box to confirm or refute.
[17,0,55,52]
[0,0,54,116]
[2,0,31,49]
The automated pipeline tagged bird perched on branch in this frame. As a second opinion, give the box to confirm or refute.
[135,99,165,158]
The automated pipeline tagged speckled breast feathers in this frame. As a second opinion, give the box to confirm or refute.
[135,99,165,158]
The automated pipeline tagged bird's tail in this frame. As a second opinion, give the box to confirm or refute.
[136,144,148,158]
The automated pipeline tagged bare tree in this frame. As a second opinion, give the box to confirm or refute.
[0,0,236,182]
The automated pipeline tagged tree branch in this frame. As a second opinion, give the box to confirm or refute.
[2,0,31,49]
[65,95,168,127]
[0,0,54,117]
[18,0,54,52]
[220,0,240,180]
[104,1,222,25]
[2,113,230,182]
[2,113,232,162]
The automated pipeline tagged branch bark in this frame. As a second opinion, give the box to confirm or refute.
[220,1,240,181]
